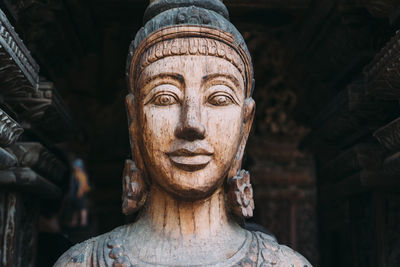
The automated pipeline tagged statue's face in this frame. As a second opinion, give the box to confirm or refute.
[132,55,253,200]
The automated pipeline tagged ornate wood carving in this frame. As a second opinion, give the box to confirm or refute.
[1,192,18,267]
[0,7,74,267]
[373,116,400,151]
[0,8,39,94]
[0,167,62,199]
[4,80,78,142]
[16,194,38,267]
[0,109,22,147]
[364,30,400,100]
[0,8,77,143]
[0,147,16,169]
[382,151,400,176]
[9,142,67,185]
[0,192,39,267]
[228,170,255,218]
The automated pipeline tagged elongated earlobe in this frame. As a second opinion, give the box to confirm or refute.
[226,98,255,218]
[122,159,147,215]
[123,94,148,215]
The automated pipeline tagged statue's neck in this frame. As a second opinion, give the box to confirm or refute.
[141,185,232,240]
[129,185,247,265]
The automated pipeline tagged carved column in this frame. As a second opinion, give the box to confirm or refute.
[0,7,77,267]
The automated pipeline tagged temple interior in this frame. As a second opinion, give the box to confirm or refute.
[1,0,400,266]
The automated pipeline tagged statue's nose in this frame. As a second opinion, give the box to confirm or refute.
[175,98,206,141]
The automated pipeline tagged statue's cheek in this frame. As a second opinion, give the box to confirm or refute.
[142,105,180,146]
[205,107,242,159]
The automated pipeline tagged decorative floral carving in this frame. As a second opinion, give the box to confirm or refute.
[121,159,147,215]
[228,169,255,218]
[107,237,134,267]
[175,6,211,25]
[257,233,281,267]
[234,234,258,266]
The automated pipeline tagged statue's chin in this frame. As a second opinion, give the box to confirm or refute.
[154,176,226,201]
[145,155,231,201]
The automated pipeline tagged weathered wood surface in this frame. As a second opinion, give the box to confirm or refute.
[16,194,38,267]
[0,193,5,266]
[364,30,400,99]
[0,147,17,169]
[374,116,400,151]
[0,109,23,147]
[0,7,78,143]
[0,167,62,199]
[9,142,67,184]
[0,8,39,93]
[1,192,18,267]
[0,192,39,267]
[4,80,79,142]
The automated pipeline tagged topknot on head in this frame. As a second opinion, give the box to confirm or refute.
[144,0,229,22]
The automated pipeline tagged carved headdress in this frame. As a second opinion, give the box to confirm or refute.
[126,0,254,97]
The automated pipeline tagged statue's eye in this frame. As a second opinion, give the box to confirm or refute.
[153,94,178,106]
[208,94,233,106]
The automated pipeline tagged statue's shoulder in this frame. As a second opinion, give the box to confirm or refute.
[252,231,312,267]
[53,225,130,267]
[53,235,102,267]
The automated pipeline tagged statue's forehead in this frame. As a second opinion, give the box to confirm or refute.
[139,55,243,78]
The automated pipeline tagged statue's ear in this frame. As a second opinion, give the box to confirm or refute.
[227,97,255,178]
[125,93,135,125]
[125,93,147,177]
[123,94,148,215]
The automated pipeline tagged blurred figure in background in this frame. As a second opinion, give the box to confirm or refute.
[67,158,91,227]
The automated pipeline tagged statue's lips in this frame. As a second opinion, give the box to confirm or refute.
[167,148,213,171]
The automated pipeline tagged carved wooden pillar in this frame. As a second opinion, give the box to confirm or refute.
[0,7,77,267]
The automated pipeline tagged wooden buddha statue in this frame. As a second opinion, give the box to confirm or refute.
[55,1,312,266]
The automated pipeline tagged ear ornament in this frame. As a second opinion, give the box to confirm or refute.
[227,169,255,218]
[122,159,147,215]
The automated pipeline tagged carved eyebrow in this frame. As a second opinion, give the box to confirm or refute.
[202,73,241,89]
[142,73,185,89]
